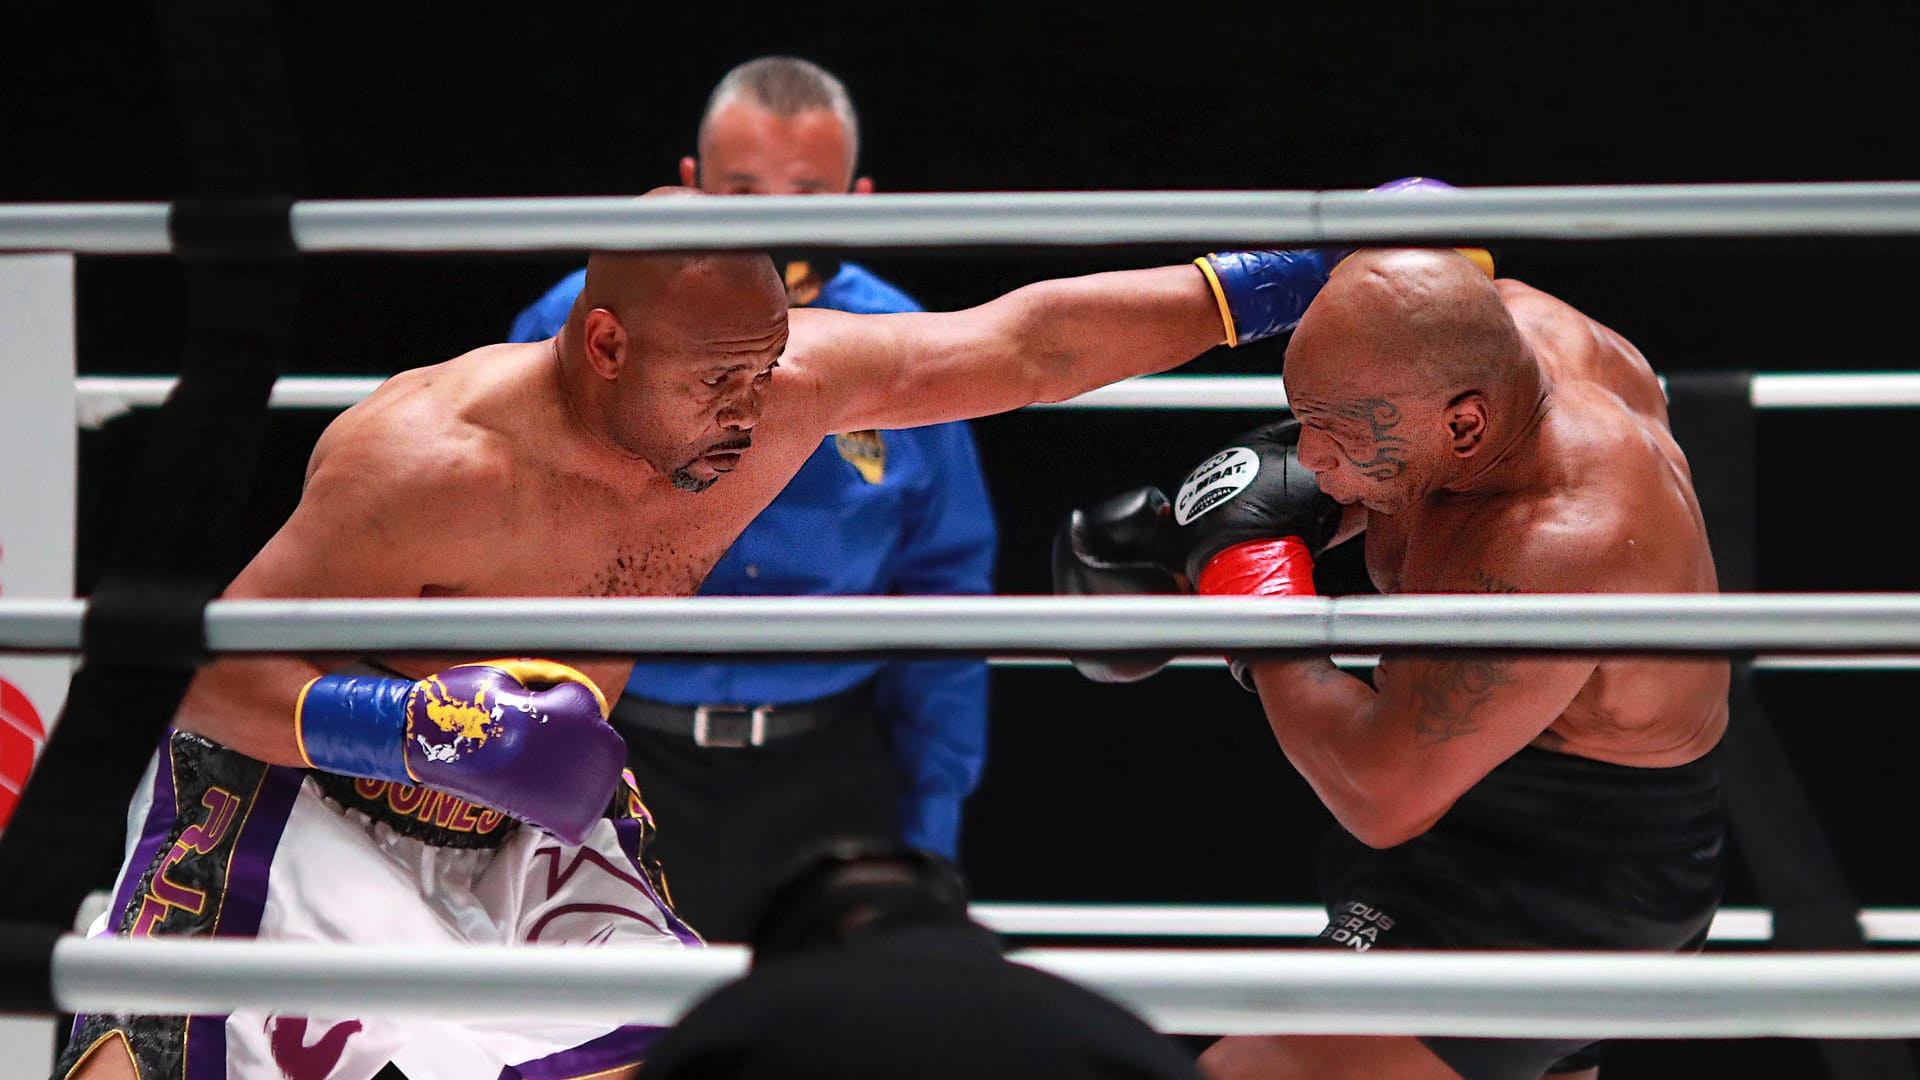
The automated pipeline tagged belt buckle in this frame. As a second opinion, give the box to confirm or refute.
[692,705,771,748]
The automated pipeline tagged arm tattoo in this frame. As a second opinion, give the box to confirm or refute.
[1410,657,1518,746]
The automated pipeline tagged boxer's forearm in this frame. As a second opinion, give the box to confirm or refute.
[1001,265,1225,405]
[1245,657,1426,846]
[831,265,1223,433]
[174,655,328,766]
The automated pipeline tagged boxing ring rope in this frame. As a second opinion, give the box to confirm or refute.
[17,185,1920,1055]
[40,935,1920,1038]
[8,182,1920,255]
[7,593,1920,655]
[66,371,1920,427]
[970,904,1920,944]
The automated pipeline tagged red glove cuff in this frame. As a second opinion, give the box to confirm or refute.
[1196,537,1317,598]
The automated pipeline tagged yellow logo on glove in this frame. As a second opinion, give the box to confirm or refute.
[415,677,499,747]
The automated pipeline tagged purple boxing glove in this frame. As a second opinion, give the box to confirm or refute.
[1193,177,1493,347]
[296,658,624,846]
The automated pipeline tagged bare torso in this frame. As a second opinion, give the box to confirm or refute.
[315,332,841,691]
[1361,281,1728,768]
[172,261,1226,764]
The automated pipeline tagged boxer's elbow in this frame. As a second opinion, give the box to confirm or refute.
[1325,772,1454,849]
[1341,805,1448,850]
[986,292,1083,404]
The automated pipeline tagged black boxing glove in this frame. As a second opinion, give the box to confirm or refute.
[1051,486,1182,683]
[1169,420,1345,690]
[1171,419,1344,593]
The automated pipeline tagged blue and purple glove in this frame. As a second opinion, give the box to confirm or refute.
[1194,177,1495,347]
[296,659,623,845]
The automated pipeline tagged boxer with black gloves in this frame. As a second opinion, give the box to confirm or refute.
[1067,249,1729,1080]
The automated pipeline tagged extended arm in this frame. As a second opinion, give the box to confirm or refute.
[810,264,1226,434]
[810,178,1492,435]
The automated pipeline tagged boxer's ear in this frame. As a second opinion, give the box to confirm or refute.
[1445,392,1488,456]
[583,308,629,381]
[678,156,699,189]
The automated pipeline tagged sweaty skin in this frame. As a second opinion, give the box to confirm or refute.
[1200,249,1727,1080]
[172,194,1222,766]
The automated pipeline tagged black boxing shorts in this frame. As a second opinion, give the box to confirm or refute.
[1313,744,1725,1080]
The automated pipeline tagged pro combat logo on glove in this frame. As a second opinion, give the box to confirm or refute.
[1174,447,1260,525]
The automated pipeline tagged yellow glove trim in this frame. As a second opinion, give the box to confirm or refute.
[1456,246,1496,280]
[470,657,613,720]
[293,675,323,769]
[1191,256,1238,348]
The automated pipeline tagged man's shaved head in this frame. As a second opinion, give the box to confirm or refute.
[1290,248,1531,403]
[1283,249,1543,514]
[578,186,784,326]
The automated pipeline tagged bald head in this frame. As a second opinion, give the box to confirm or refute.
[1283,250,1543,512]
[575,187,784,334]
[1289,248,1531,403]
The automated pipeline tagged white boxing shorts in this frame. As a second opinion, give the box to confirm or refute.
[56,728,699,1080]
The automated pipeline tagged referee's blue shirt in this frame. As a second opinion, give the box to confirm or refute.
[507,263,997,858]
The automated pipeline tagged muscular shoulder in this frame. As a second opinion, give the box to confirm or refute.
[1458,424,1704,595]
[772,306,877,419]
[304,350,529,516]
[1498,279,1667,421]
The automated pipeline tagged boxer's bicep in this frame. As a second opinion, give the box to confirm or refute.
[1365,651,1596,843]
[1362,546,1605,838]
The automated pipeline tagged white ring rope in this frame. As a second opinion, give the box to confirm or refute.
[68,371,1920,428]
[968,903,1920,944]
[7,594,1920,655]
[44,935,1920,1038]
[996,655,1920,673]
[7,183,1920,255]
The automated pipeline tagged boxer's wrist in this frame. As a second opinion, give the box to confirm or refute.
[295,674,417,783]
[1197,537,1317,598]
[1194,249,1343,348]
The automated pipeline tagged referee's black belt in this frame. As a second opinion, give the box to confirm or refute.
[610,682,872,749]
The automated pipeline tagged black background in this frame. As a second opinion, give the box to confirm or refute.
[8,2,1920,1074]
